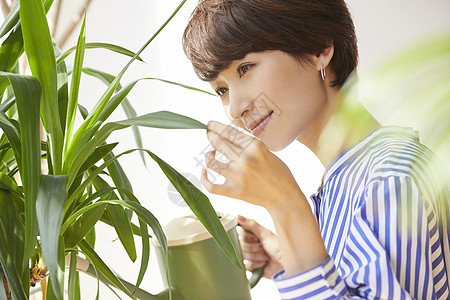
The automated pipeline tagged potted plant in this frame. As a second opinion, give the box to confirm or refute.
[0,0,241,299]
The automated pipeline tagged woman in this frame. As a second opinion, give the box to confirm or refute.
[182,0,450,298]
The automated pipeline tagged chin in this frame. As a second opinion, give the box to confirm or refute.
[261,137,292,152]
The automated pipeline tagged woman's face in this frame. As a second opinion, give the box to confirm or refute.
[210,50,330,151]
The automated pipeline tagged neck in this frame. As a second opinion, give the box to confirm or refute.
[298,82,381,167]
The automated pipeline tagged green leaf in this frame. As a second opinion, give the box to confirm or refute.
[146,152,242,269]
[0,25,23,74]
[115,110,207,130]
[78,239,134,298]
[69,147,241,268]
[68,251,78,300]
[63,202,107,249]
[0,188,24,275]
[0,72,42,270]
[0,245,26,300]
[109,193,151,294]
[120,98,145,165]
[77,143,118,178]
[0,112,21,172]
[57,42,144,65]
[0,190,27,300]
[91,176,137,262]
[64,13,86,154]
[64,0,187,174]
[144,77,216,96]
[20,0,63,174]
[0,2,19,38]
[134,218,149,293]
[78,79,140,149]
[54,40,69,134]
[67,111,205,187]
[0,172,24,211]
[0,94,15,113]
[36,175,69,299]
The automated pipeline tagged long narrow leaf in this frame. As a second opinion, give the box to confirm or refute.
[0,95,15,113]
[112,192,151,293]
[64,0,187,174]
[0,2,19,38]
[0,0,55,39]
[57,42,144,65]
[76,143,118,178]
[116,111,207,129]
[134,218,149,293]
[63,202,107,248]
[91,176,136,262]
[0,189,27,300]
[0,73,41,271]
[64,14,86,154]
[0,112,21,171]
[0,26,23,74]
[78,239,134,299]
[54,41,69,134]
[67,147,241,268]
[36,175,68,299]
[20,0,63,174]
[77,79,140,152]
[68,251,78,300]
[146,151,242,269]
[67,111,205,187]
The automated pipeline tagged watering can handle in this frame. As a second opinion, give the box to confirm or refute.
[248,264,266,288]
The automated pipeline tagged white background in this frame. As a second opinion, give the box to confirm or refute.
[4,0,450,299]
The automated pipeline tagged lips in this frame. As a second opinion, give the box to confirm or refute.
[247,111,273,135]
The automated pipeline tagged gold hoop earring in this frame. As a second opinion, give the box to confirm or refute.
[320,64,326,81]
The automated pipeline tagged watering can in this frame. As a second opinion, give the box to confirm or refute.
[150,212,264,300]
[67,212,263,299]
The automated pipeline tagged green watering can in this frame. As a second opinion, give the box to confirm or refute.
[150,212,264,300]
[70,212,263,299]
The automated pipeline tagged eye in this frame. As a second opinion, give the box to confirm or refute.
[237,64,253,78]
[215,87,228,97]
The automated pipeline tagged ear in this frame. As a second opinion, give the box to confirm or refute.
[315,45,334,71]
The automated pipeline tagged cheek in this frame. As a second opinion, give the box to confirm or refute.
[222,103,232,120]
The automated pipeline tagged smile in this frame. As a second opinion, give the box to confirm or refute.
[249,111,273,136]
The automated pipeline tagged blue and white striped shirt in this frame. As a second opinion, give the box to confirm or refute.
[273,127,450,299]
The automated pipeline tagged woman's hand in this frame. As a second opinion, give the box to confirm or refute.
[203,121,328,276]
[238,215,283,278]
[201,121,301,209]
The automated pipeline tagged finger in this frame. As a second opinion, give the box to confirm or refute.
[238,215,265,238]
[241,242,263,253]
[200,169,230,196]
[208,121,254,149]
[242,250,270,262]
[238,226,260,243]
[241,232,259,243]
[207,130,240,160]
[205,150,229,175]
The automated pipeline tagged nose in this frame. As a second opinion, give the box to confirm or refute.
[228,86,254,120]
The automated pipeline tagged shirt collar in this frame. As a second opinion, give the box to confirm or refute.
[310,126,418,213]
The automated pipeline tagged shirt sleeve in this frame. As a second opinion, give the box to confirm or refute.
[273,256,348,299]
[272,175,448,299]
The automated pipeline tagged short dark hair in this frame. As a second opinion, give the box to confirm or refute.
[183,0,358,87]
